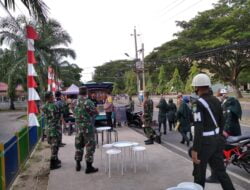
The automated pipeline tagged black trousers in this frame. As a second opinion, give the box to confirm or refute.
[168,120,175,131]
[158,117,167,134]
[106,112,113,129]
[193,135,235,190]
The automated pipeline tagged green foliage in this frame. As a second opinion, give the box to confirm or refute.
[166,68,184,93]
[93,60,134,93]
[146,74,154,94]
[185,63,200,93]
[156,65,167,94]
[124,70,137,96]
[112,82,121,95]
[0,16,79,108]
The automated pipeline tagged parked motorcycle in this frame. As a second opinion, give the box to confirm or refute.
[126,109,143,128]
[187,134,250,173]
[224,135,250,173]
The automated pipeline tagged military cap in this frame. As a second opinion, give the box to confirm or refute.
[79,86,88,96]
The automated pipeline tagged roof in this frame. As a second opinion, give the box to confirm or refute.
[62,84,79,95]
[83,82,113,91]
[0,82,8,91]
[0,82,24,92]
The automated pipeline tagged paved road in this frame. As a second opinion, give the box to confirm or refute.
[0,111,26,143]
[133,100,250,189]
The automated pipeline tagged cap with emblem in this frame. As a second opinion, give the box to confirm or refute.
[220,89,228,94]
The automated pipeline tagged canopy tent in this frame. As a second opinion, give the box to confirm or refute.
[62,84,79,95]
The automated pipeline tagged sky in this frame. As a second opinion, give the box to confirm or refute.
[1,0,219,82]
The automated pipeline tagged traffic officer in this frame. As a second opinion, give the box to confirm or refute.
[206,88,242,183]
[42,92,61,170]
[74,86,99,173]
[143,91,156,145]
[191,73,235,189]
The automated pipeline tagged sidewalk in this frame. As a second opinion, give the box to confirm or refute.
[48,127,246,190]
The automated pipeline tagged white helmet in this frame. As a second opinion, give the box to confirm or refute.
[220,88,228,94]
[191,73,211,87]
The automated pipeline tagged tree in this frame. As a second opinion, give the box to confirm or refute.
[185,62,200,93]
[146,74,154,94]
[0,16,78,108]
[174,0,250,97]
[93,60,134,92]
[167,68,184,93]
[112,82,121,95]
[156,65,167,94]
[2,0,49,23]
[124,70,137,96]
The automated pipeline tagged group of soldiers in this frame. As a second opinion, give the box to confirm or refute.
[142,73,240,189]
[42,86,99,173]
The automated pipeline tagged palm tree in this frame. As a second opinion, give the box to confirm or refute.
[1,0,49,23]
[0,15,78,108]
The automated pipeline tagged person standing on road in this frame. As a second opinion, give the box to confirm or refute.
[206,88,242,183]
[42,92,61,170]
[167,98,177,131]
[220,89,242,137]
[191,73,235,190]
[143,91,155,145]
[55,91,67,146]
[74,86,99,173]
[104,91,114,130]
[156,95,169,135]
[177,96,193,147]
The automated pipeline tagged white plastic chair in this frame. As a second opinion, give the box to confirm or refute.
[132,146,148,173]
[177,182,203,190]
[101,144,113,160]
[105,149,121,178]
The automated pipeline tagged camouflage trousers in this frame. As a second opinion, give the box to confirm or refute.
[75,131,96,163]
[143,118,155,139]
[57,125,62,144]
[47,136,59,160]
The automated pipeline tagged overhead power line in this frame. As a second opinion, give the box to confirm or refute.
[146,40,250,64]
[161,0,186,17]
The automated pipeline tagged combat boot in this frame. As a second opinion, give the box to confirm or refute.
[56,158,61,164]
[145,139,154,145]
[85,161,98,174]
[76,161,81,171]
[50,159,61,170]
[206,175,219,183]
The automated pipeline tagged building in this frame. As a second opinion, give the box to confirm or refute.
[0,82,26,102]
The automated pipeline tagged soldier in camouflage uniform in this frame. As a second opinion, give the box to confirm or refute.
[42,92,61,170]
[74,86,99,173]
[143,91,155,145]
[55,91,67,146]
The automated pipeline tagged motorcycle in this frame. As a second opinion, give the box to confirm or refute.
[224,135,250,173]
[126,108,143,128]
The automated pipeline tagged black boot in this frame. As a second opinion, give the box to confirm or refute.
[145,139,154,145]
[206,174,219,183]
[56,158,61,165]
[144,139,151,142]
[76,161,81,171]
[85,161,98,174]
[50,159,61,170]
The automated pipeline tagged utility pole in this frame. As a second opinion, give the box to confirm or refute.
[141,43,146,91]
[131,26,140,94]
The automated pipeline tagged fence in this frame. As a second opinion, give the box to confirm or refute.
[0,115,44,190]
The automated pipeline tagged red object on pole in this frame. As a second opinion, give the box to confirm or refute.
[27,76,38,88]
[26,25,39,40]
[28,100,38,113]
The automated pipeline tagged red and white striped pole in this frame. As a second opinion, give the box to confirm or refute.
[27,25,40,127]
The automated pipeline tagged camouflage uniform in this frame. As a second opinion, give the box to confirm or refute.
[143,98,155,139]
[42,102,61,160]
[74,96,97,162]
[55,98,67,143]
